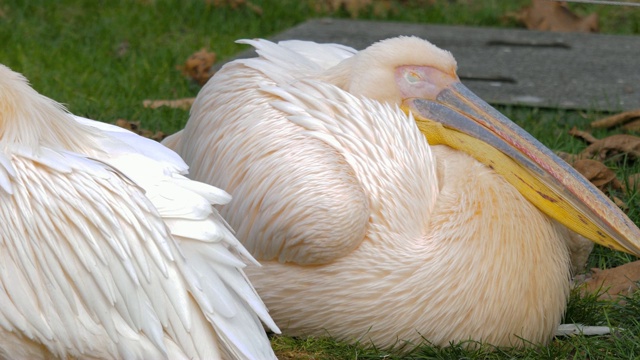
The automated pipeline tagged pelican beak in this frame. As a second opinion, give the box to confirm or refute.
[396,65,640,255]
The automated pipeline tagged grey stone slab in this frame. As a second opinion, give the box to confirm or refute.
[221,18,640,112]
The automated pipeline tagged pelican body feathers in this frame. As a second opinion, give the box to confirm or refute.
[163,38,580,349]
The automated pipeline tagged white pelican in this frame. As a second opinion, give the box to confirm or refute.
[163,37,640,349]
[0,65,279,359]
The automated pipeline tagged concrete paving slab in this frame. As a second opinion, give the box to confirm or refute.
[222,18,640,112]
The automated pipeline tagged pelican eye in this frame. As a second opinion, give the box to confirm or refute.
[405,70,422,84]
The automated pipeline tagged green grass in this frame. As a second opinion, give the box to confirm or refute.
[270,291,640,359]
[2,0,640,359]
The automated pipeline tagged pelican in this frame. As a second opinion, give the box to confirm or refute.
[163,37,640,349]
[0,64,278,359]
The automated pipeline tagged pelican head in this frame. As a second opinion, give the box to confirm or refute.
[324,36,640,256]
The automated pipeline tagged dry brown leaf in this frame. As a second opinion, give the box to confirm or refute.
[516,0,599,33]
[623,119,640,132]
[568,126,598,144]
[627,173,640,190]
[178,49,217,86]
[571,159,622,192]
[568,126,640,160]
[115,119,137,131]
[579,260,640,300]
[115,41,130,58]
[613,196,628,211]
[342,0,372,17]
[143,98,195,110]
[315,0,392,18]
[209,0,263,15]
[322,0,371,17]
[371,0,392,16]
[580,134,640,161]
[557,151,579,164]
[591,109,640,129]
[114,119,167,142]
[561,143,627,205]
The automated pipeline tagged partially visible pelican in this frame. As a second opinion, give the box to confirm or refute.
[0,65,278,360]
[163,37,640,349]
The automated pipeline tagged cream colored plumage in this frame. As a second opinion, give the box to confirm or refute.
[0,65,278,360]
[164,34,640,349]
[162,38,582,349]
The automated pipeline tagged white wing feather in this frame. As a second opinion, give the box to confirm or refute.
[0,65,278,360]
[276,39,357,68]
[235,38,356,84]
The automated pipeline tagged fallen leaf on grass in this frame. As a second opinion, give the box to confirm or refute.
[569,125,640,161]
[514,0,599,33]
[627,173,640,191]
[114,41,130,58]
[580,134,640,161]
[565,128,640,209]
[314,0,393,18]
[568,126,598,144]
[613,196,628,211]
[143,98,195,110]
[591,109,640,130]
[557,151,578,164]
[115,119,167,141]
[622,119,640,132]
[178,49,217,86]
[559,130,623,192]
[208,0,263,15]
[578,260,640,301]
[572,159,622,192]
